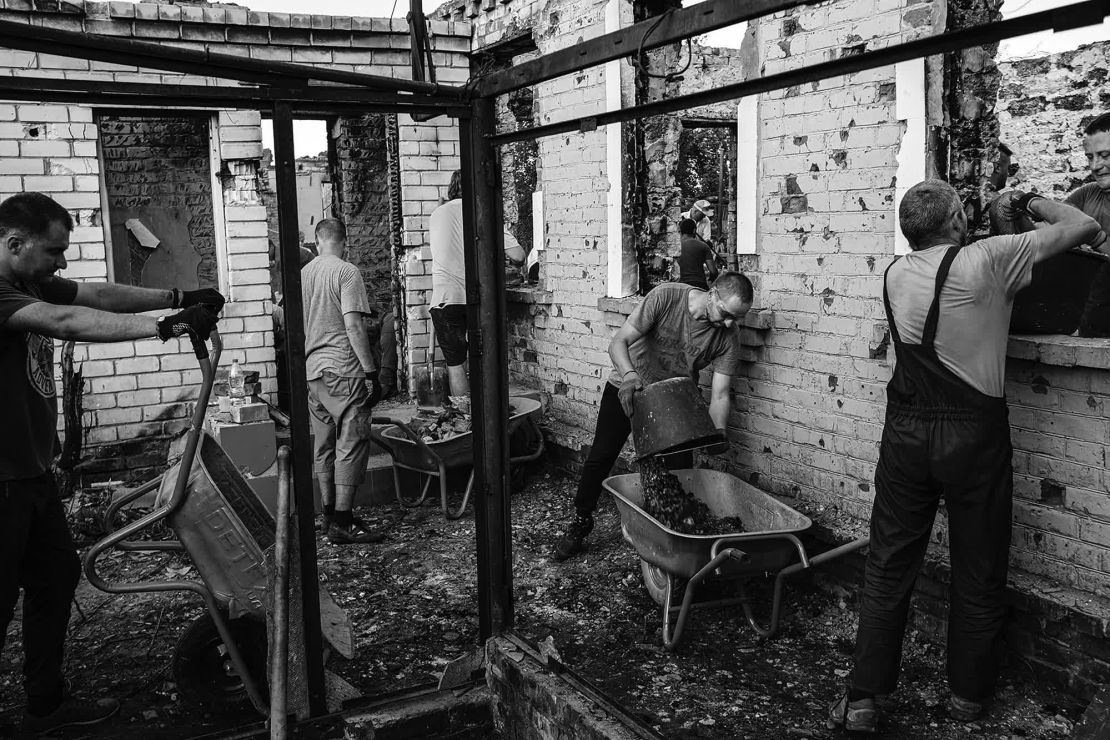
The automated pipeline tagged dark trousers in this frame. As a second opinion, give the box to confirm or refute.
[574,383,692,517]
[851,413,1013,702]
[0,474,81,715]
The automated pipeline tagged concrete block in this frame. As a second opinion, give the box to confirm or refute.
[206,416,276,476]
[230,402,270,425]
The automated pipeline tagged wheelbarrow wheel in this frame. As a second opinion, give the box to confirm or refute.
[173,612,268,713]
[640,558,671,606]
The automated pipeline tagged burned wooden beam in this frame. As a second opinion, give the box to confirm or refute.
[474,0,812,98]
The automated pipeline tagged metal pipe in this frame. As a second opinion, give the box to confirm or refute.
[272,102,328,716]
[270,447,292,740]
[487,0,1110,146]
[0,20,468,97]
[459,98,514,639]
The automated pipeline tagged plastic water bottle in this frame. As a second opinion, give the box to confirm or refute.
[228,359,246,407]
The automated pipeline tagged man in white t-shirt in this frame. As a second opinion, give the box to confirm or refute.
[680,199,715,244]
[829,180,1104,733]
[429,170,524,396]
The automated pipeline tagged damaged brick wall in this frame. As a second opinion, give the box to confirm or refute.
[944,0,1004,230]
[0,0,469,479]
[98,115,217,290]
[334,114,396,313]
[997,41,1110,196]
[735,0,936,522]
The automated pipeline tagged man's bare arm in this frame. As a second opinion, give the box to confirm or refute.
[608,318,646,378]
[73,282,174,313]
[1026,198,1104,264]
[343,312,377,373]
[7,301,157,341]
[708,371,732,429]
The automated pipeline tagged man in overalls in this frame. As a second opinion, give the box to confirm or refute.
[829,180,1105,733]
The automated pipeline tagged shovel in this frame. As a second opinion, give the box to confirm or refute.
[414,322,448,408]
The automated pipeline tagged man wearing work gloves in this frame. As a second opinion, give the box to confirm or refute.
[829,180,1103,733]
[0,192,221,734]
[552,272,752,561]
[301,218,383,545]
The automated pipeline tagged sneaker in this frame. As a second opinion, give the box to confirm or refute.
[949,694,984,721]
[827,691,878,733]
[327,518,385,545]
[552,515,593,562]
[23,696,120,734]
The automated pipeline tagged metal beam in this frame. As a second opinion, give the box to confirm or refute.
[474,0,811,98]
[0,19,468,98]
[488,0,1110,145]
[0,78,468,117]
[272,102,328,717]
[460,100,514,640]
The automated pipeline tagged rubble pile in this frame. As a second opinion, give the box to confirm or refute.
[638,457,746,535]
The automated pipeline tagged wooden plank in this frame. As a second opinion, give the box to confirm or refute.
[475,0,811,98]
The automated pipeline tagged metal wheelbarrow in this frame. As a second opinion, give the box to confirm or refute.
[604,469,869,650]
[370,396,545,520]
[83,329,351,714]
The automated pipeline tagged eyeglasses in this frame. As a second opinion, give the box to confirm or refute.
[710,288,741,322]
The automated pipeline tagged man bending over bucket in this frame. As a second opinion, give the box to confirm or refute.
[551,272,753,561]
[0,192,221,733]
[829,180,1104,733]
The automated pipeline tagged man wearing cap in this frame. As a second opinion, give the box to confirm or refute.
[681,199,715,244]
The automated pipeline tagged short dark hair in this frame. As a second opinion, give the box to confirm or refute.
[0,192,73,238]
[899,179,961,246]
[712,271,753,304]
[679,218,696,235]
[314,218,346,243]
[1085,112,1110,136]
[447,170,463,200]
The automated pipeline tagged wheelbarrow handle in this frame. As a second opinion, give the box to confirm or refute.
[711,532,810,569]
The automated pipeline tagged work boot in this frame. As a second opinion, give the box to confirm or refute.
[827,691,877,733]
[327,517,385,545]
[949,694,984,721]
[23,696,120,734]
[552,515,593,562]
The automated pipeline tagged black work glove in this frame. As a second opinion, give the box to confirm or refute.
[156,305,219,343]
[364,370,382,407]
[177,288,226,313]
[987,190,1040,236]
[617,371,643,418]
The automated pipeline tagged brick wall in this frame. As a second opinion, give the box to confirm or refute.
[0,0,469,478]
[998,41,1110,196]
[334,114,395,313]
[98,114,217,290]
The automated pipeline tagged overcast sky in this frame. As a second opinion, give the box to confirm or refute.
[244,0,1108,156]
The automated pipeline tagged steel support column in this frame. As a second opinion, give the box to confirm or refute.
[272,103,328,716]
[460,98,514,639]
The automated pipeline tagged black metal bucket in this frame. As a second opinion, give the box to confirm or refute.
[630,377,724,460]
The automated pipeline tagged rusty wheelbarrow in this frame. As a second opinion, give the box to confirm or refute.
[370,396,545,520]
[604,469,869,650]
[83,329,352,715]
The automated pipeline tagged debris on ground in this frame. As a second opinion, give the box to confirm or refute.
[0,469,1087,739]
